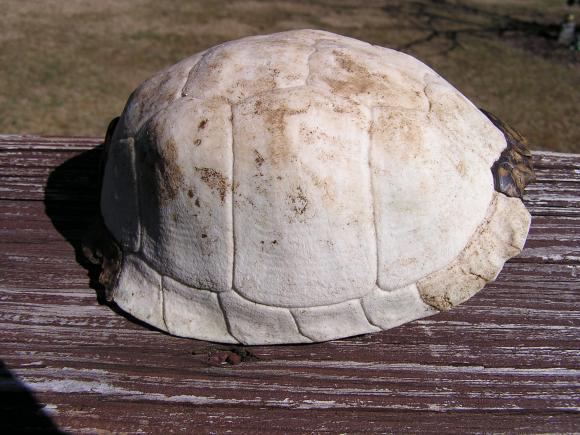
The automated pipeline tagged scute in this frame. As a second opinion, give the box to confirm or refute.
[308,40,429,110]
[371,106,495,290]
[292,300,380,342]
[135,97,234,291]
[113,255,165,331]
[163,276,237,343]
[101,137,140,252]
[417,192,531,310]
[117,52,206,138]
[101,29,532,345]
[361,285,437,329]
[219,291,312,344]
[182,36,312,104]
[423,74,507,167]
[232,87,376,308]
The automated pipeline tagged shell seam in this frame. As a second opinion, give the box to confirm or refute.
[416,193,502,309]
[230,85,311,107]
[304,40,320,86]
[368,107,380,292]
[133,253,221,293]
[229,103,236,293]
[127,136,141,253]
[159,274,168,331]
[135,136,146,256]
[358,297,383,329]
[422,73,433,114]
[288,310,316,342]
[130,50,208,255]
[130,54,206,139]
[423,74,496,168]
[216,292,241,344]
[228,282,374,310]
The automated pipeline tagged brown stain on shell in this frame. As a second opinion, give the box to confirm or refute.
[252,97,310,168]
[140,130,185,204]
[327,50,388,98]
[196,167,230,203]
[288,185,309,216]
[254,150,265,167]
[157,137,185,202]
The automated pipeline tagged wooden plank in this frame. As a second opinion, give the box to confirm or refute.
[0,136,579,433]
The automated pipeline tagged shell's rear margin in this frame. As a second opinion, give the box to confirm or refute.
[417,192,531,311]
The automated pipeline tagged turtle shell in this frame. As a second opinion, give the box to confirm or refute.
[99,30,532,344]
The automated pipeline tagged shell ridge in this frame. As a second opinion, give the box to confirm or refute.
[112,254,166,331]
[219,291,312,344]
[180,48,213,97]
[109,246,126,302]
[291,299,379,342]
[162,276,238,343]
[229,274,374,311]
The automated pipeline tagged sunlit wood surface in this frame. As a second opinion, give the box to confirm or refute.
[1,135,578,433]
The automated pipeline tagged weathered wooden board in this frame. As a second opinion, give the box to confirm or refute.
[0,135,579,434]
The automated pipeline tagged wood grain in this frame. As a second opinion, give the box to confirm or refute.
[0,135,578,434]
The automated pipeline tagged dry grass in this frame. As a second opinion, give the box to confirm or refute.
[0,0,578,152]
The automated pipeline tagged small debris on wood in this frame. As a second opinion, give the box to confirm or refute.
[204,346,259,366]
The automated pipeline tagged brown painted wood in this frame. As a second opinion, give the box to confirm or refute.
[0,135,578,434]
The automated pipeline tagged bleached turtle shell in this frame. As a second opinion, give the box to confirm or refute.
[100,29,532,345]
